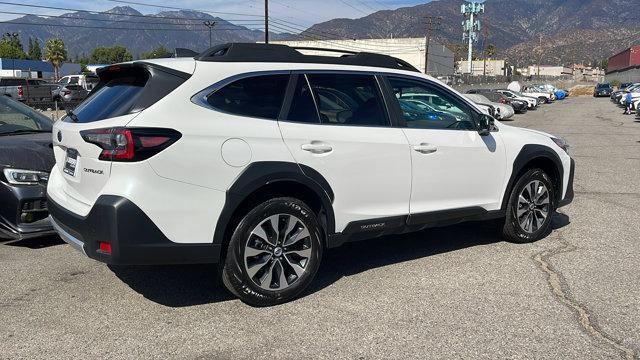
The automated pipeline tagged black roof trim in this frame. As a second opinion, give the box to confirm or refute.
[195,43,420,73]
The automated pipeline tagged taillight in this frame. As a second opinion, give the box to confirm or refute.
[499,98,507,104]
[17,85,23,97]
[80,128,181,162]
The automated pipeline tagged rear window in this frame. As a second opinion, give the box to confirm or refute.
[69,65,189,123]
[1,78,26,86]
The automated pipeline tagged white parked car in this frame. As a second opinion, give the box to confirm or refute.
[48,43,574,306]
[463,93,515,120]
[521,86,553,103]
[57,74,99,91]
[497,90,538,109]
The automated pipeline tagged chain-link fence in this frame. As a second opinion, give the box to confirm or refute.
[22,99,83,112]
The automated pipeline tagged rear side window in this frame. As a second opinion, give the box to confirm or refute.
[70,65,189,123]
[206,74,289,120]
[285,75,320,124]
[1,79,25,86]
[305,73,388,127]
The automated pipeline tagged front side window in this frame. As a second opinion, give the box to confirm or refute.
[305,74,389,127]
[388,76,476,130]
[0,96,52,134]
[207,74,289,120]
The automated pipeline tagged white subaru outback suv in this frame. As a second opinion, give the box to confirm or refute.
[48,43,574,306]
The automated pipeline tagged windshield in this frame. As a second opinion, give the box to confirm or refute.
[0,96,52,135]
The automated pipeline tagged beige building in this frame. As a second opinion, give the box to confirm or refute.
[456,59,511,76]
[269,38,455,75]
[518,65,573,77]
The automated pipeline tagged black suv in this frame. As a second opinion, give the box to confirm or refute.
[594,83,612,97]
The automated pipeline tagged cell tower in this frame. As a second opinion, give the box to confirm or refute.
[461,1,484,74]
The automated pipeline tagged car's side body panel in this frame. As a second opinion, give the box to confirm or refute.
[47,57,574,265]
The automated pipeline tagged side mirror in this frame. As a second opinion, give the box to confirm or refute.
[477,114,495,136]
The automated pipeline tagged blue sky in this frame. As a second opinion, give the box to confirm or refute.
[0,0,429,30]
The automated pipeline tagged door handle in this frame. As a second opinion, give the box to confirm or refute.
[413,143,438,154]
[301,142,333,154]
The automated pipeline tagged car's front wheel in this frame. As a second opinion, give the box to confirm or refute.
[502,168,555,243]
[222,197,323,306]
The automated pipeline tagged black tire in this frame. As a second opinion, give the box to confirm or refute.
[538,97,547,104]
[502,168,555,243]
[221,197,323,306]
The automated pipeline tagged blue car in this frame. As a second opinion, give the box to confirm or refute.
[554,90,566,100]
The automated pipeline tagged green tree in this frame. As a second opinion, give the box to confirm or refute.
[0,33,27,59]
[27,37,42,60]
[89,46,133,64]
[141,45,171,59]
[43,38,67,80]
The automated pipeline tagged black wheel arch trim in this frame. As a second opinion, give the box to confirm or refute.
[501,144,566,211]
[213,161,336,247]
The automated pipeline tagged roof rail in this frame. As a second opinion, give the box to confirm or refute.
[195,43,420,72]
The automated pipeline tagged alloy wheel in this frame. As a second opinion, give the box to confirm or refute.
[243,214,313,291]
[516,180,550,233]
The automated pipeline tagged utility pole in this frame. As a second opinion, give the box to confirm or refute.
[264,0,269,44]
[461,1,484,74]
[424,16,442,75]
[537,34,543,78]
[203,20,216,48]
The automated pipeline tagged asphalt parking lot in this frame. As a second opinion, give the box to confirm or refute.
[1,96,639,359]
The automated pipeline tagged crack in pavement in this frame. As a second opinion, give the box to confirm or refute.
[532,229,638,360]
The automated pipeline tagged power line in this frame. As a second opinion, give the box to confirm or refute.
[336,0,370,15]
[105,0,264,18]
[0,1,262,23]
[0,20,258,32]
[269,18,430,49]
[0,10,263,27]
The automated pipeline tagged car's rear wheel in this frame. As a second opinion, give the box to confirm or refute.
[538,97,547,104]
[222,197,323,306]
[502,168,555,243]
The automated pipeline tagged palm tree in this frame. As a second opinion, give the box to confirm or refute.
[44,38,67,81]
[484,44,497,59]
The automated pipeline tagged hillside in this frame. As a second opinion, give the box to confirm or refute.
[303,0,640,65]
[0,6,290,58]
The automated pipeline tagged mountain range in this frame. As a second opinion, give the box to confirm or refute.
[0,6,288,58]
[304,0,640,66]
[0,1,638,66]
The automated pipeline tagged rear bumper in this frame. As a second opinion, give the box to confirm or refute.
[47,195,221,265]
[558,158,575,208]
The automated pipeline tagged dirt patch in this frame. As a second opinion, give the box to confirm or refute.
[568,85,595,97]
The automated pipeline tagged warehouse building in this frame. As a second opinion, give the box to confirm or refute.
[457,59,512,76]
[0,58,81,80]
[517,65,573,77]
[269,38,455,76]
[605,45,640,83]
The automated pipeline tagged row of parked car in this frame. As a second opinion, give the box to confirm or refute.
[602,82,640,117]
[0,74,97,105]
[461,84,568,120]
